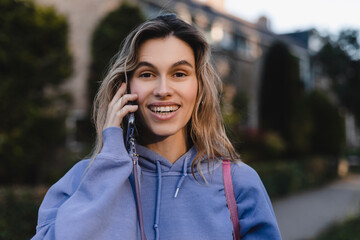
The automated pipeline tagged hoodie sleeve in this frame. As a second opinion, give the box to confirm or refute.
[232,163,282,240]
[31,127,137,240]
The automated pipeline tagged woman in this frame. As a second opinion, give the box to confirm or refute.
[32,14,282,240]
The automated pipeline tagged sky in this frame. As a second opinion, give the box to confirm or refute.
[225,0,360,35]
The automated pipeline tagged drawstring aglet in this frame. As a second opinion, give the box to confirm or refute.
[174,188,180,198]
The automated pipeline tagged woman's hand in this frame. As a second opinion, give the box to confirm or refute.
[104,82,138,129]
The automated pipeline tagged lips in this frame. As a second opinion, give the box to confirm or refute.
[149,105,180,113]
[148,103,181,114]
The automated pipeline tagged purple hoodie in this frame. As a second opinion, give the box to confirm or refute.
[32,127,282,239]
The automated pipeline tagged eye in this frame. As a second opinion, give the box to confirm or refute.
[139,72,154,78]
[173,72,187,78]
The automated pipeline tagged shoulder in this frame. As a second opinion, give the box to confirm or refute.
[230,161,261,185]
[228,161,282,239]
[36,159,90,226]
[61,159,90,185]
[229,161,268,199]
[44,159,90,200]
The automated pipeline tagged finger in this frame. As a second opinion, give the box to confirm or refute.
[105,105,138,128]
[116,105,139,120]
[110,82,127,106]
[107,94,137,125]
[113,93,138,110]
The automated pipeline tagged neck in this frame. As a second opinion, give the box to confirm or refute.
[140,130,189,164]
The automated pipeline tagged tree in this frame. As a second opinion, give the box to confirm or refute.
[0,0,72,184]
[88,2,145,107]
[338,29,360,60]
[259,41,311,156]
[308,91,345,156]
[314,29,360,126]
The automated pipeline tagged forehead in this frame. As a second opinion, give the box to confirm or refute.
[137,36,195,66]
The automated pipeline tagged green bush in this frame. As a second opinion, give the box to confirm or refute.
[308,91,345,156]
[0,187,44,240]
[231,128,286,162]
[253,157,338,198]
[314,213,360,240]
[313,30,360,127]
[0,0,72,184]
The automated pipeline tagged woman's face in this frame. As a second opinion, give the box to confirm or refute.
[130,36,198,143]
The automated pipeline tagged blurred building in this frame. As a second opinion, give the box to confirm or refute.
[33,0,359,150]
[139,0,312,130]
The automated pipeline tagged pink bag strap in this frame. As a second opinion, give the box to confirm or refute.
[222,160,240,240]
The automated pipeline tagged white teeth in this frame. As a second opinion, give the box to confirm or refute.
[150,105,179,113]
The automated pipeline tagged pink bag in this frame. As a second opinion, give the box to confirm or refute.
[222,160,240,240]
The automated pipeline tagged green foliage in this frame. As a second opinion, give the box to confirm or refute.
[338,29,360,60]
[0,187,43,240]
[88,2,145,107]
[340,60,360,125]
[0,0,72,184]
[233,129,286,162]
[314,29,360,126]
[223,90,249,152]
[308,91,345,156]
[314,42,352,88]
[253,157,338,198]
[262,131,286,157]
[314,213,360,240]
[259,41,311,156]
[232,90,249,124]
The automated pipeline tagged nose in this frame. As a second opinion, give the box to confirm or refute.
[153,76,173,98]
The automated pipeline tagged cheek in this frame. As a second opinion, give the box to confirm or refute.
[185,80,198,106]
[130,80,145,104]
[129,80,137,95]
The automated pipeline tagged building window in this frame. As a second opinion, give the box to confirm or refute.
[220,30,235,50]
[236,34,252,57]
[211,22,224,43]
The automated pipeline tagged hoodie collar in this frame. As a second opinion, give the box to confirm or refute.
[135,143,198,173]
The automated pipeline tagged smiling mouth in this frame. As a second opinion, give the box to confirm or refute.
[149,105,180,114]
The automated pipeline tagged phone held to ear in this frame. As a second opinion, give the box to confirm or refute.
[126,112,135,152]
[125,97,136,153]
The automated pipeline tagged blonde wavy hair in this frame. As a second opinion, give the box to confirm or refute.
[91,14,239,175]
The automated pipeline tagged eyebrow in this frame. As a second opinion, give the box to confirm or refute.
[172,60,193,68]
[135,60,194,71]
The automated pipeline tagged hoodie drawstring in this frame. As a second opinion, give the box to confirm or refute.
[154,161,162,240]
[174,155,189,198]
[154,155,190,239]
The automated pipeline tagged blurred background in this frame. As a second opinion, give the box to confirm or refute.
[0,0,359,239]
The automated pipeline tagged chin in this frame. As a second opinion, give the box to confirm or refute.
[149,128,179,138]
[145,122,187,139]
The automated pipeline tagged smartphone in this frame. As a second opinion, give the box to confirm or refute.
[124,111,134,151]
[124,80,135,151]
